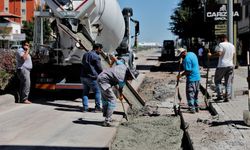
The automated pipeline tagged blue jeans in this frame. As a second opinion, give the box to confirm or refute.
[80,77,101,110]
[214,67,234,99]
[186,80,200,110]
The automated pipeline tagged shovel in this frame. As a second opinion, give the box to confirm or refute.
[204,49,210,108]
[173,58,182,116]
[120,97,129,121]
[115,89,129,121]
[243,51,250,126]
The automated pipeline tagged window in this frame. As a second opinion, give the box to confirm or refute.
[245,5,249,18]
[22,9,26,14]
[5,8,8,11]
[22,0,26,2]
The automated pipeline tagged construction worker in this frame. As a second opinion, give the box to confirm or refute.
[208,34,235,102]
[80,43,103,112]
[177,47,201,113]
[97,63,138,126]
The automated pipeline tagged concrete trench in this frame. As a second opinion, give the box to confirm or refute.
[110,73,198,150]
[110,49,250,150]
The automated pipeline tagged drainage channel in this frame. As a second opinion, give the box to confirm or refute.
[179,106,218,150]
[109,69,218,149]
[179,83,218,150]
[179,110,194,150]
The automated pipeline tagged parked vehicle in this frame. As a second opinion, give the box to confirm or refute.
[32,0,139,90]
[159,40,175,61]
[10,45,22,50]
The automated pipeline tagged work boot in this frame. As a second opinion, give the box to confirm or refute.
[188,107,195,114]
[223,95,231,102]
[94,107,102,113]
[214,97,223,102]
[81,108,91,113]
[103,120,112,127]
[195,107,200,113]
[190,109,195,114]
[223,98,229,102]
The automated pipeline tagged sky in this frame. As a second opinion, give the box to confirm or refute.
[119,0,180,44]
[41,0,180,44]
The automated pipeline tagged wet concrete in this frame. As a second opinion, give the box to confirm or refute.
[112,116,182,150]
[112,71,184,150]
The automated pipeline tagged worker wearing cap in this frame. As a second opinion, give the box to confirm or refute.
[177,48,201,113]
[97,63,138,127]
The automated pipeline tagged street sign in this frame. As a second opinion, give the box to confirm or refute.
[206,4,241,21]
[215,24,227,35]
[215,30,227,35]
[215,24,227,30]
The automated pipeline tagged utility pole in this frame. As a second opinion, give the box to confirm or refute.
[227,0,233,43]
[202,0,207,22]
[227,0,234,99]
[40,3,43,46]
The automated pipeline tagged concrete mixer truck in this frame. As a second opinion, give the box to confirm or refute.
[31,0,140,90]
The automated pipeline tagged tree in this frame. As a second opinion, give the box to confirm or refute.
[169,0,217,44]
[22,20,34,42]
[22,18,52,44]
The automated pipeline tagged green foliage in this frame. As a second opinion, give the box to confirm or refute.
[43,18,52,42]
[21,5,52,43]
[169,0,217,41]
[0,51,16,90]
[22,18,52,43]
[22,20,34,42]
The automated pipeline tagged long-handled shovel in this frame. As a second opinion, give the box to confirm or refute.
[243,51,250,126]
[120,96,129,121]
[115,86,129,121]
[173,58,182,116]
[204,49,210,108]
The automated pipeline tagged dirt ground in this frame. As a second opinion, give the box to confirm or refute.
[112,48,250,150]
[111,71,184,150]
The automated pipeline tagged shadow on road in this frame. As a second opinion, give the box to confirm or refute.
[26,89,83,112]
[73,118,104,126]
[210,120,250,130]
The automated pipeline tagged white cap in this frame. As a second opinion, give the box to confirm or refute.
[176,48,187,57]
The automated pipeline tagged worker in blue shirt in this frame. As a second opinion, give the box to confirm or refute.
[177,48,201,113]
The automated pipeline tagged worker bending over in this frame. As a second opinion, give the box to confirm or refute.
[97,62,138,126]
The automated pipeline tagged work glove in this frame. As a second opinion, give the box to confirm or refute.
[108,54,117,67]
[177,74,182,79]
[119,94,124,101]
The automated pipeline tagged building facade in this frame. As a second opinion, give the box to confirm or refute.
[239,0,250,64]
[0,18,25,48]
[0,0,40,23]
[0,0,40,48]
